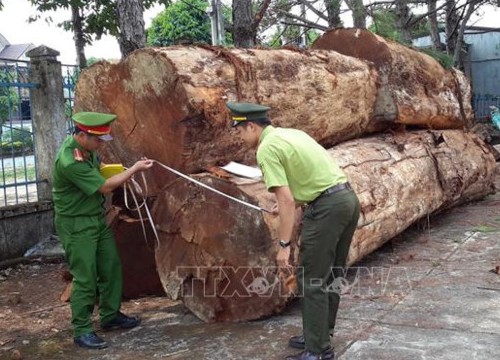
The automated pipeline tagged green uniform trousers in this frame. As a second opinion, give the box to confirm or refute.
[297,189,360,353]
[55,214,123,337]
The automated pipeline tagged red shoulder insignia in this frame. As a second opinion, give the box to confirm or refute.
[73,148,84,162]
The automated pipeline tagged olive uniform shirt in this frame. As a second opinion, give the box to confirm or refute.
[53,136,106,216]
[256,126,347,203]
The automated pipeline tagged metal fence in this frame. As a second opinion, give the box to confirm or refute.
[0,59,78,207]
[62,63,79,133]
[472,94,500,122]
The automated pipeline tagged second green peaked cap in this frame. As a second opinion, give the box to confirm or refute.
[72,112,117,141]
[72,112,117,127]
[226,102,270,127]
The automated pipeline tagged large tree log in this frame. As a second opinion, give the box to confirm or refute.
[75,46,378,182]
[74,44,470,188]
[151,130,495,322]
[312,28,473,131]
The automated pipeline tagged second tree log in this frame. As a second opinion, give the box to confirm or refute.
[149,130,495,323]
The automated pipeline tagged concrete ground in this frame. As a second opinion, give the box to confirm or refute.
[1,182,500,359]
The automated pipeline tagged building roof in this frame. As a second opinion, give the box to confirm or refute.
[0,33,9,47]
[0,43,35,61]
[464,26,500,35]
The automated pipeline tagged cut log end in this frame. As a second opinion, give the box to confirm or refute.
[152,176,299,322]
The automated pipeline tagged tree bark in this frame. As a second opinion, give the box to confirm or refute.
[232,0,255,47]
[312,29,473,131]
[428,0,442,49]
[453,0,477,68]
[71,4,87,69]
[445,0,460,57]
[394,0,412,44]
[325,0,343,28]
[151,130,495,322]
[117,0,146,58]
[345,0,366,28]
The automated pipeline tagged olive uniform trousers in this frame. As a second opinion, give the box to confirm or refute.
[297,188,360,353]
[55,214,122,337]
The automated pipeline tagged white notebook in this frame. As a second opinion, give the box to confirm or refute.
[221,161,263,180]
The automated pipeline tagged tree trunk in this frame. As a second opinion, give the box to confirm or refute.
[232,0,255,47]
[117,0,146,58]
[71,5,87,69]
[445,0,460,57]
[345,0,366,28]
[394,0,412,44]
[428,0,442,49]
[151,130,495,322]
[75,41,472,194]
[453,1,477,68]
[325,0,343,28]
[312,29,473,131]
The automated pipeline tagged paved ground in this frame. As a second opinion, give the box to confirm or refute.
[1,177,499,359]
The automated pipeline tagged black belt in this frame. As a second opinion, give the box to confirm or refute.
[309,182,352,205]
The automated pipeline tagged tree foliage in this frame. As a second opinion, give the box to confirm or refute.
[266,26,319,48]
[369,8,429,44]
[147,0,212,46]
[0,72,19,125]
[29,0,169,42]
[147,0,232,46]
[28,0,169,65]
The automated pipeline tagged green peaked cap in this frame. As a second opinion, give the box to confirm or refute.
[226,102,270,127]
[72,112,117,126]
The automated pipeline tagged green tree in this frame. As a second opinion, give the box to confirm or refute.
[0,72,19,125]
[266,26,319,48]
[28,0,169,66]
[147,0,214,46]
[369,8,429,44]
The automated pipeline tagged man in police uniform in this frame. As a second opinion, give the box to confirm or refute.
[53,112,153,349]
[227,102,360,360]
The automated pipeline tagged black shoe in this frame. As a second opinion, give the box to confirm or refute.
[74,332,108,349]
[288,334,334,349]
[101,311,141,331]
[285,349,335,360]
[289,335,306,349]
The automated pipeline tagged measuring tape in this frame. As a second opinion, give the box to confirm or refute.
[122,160,271,249]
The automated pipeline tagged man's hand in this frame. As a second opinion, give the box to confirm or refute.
[99,158,153,194]
[132,158,154,173]
[276,246,291,268]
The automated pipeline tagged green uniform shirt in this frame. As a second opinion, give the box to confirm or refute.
[256,126,347,203]
[53,136,106,216]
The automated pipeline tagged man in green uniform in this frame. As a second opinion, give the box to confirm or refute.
[227,102,360,360]
[53,112,153,349]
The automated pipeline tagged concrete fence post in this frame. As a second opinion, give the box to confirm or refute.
[26,46,67,202]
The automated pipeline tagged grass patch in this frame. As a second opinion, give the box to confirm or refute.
[419,48,454,69]
[0,165,36,184]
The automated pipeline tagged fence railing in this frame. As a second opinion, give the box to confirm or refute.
[0,59,78,207]
[0,59,38,207]
[62,63,79,134]
[472,94,500,122]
